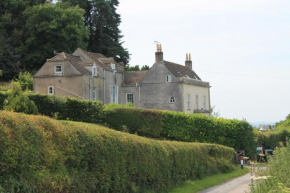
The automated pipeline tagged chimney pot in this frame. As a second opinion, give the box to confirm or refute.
[155,44,163,62]
[185,53,192,69]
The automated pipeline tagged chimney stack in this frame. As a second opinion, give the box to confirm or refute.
[185,53,192,69]
[155,44,163,63]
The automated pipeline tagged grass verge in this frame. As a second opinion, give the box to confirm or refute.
[168,165,249,193]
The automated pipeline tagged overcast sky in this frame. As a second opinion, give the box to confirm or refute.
[117,0,290,124]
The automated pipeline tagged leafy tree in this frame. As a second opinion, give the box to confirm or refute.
[125,65,150,71]
[141,65,150,70]
[0,0,47,47]
[61,0,130,65]
[12,71,33,91]
[4,82,38,114]
[20,2,89,70]
[125,65,140,71]
[0,35,21,80]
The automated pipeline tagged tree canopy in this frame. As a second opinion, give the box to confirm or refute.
[0,0,130,79]
[61,0,129,65]
[20,2,89,70]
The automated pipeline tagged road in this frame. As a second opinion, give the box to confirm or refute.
[199,173,251,193]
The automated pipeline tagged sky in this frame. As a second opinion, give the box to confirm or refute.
[117,0,290,124]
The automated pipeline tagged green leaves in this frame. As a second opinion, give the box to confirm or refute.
[0,111,235,192]
[21,2,89,70]
[105,107,256,156]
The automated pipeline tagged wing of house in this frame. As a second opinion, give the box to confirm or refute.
[34,45,211,115]
[139,44,211,114]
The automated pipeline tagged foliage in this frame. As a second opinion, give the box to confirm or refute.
[250,141,290,193]
[125,65,150,71]
[0,111,235,192]
[3,82,38,114]
[0,34,21,80]
[20,2,89,70]
[28,94,104,123]
[12,71,33,91]
[105,107,256,156]
[62,0,130,65]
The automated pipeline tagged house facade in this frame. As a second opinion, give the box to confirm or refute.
[34,45,211,115]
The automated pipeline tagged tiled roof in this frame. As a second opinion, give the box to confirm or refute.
[78,48,124,72]
[124,70,148,85]
[49,52,91,75]
[163,61,201,80]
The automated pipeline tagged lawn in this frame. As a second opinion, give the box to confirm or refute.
[169,166,249,193]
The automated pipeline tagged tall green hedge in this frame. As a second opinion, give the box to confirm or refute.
[0,91,256,155]
[105,107,256,156]
[0,92,104,123]
[0,111,234,193]
[255,129,290,149]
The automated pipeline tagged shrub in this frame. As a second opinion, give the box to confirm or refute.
[3,82,38,114]
[105,107,256,156]
[0,111,235,193]
[250,141,290,193]
[12,71,33,91]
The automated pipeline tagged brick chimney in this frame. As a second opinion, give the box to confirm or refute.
[185,53,192,69]
[155,44,163,63]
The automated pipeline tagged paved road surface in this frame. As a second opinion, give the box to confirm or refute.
[199,173,251,193]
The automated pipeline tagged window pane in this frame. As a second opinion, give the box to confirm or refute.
[127,93,134,103]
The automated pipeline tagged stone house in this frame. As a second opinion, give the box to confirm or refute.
[34,45,210,114]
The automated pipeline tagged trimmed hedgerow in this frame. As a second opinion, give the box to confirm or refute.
[255,129,290,149]
[0,92,104,123]
[105,107,256,156]
[0,111,234,193]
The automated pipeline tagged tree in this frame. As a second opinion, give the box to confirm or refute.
[20,2,89,70]
[0,35,21,80]
[61,0,130,65]
[12,71,33,91]
[141,65,150,70]
[4,82,38,114]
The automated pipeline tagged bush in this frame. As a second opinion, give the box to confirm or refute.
[27,94,103,123]
[250,141,290,193]
[105,107,256,156]
[3,82,38,114]
[12,71,33,91]
[0,111,235,193]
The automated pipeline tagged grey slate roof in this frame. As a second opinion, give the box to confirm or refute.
[78,48,124,73]
[163,61,201,80]
[124,71,148,85]
[50,52,91,75]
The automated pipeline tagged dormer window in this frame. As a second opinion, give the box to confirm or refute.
[92,64,97,77]
[54,65,62,75]
[166,75,171,82]
[111,63,116,70]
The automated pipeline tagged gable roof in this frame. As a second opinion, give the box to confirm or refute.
[77,48,124,73]
[163,61,201,80]
[124,70,148,85]
[49,52,92,75]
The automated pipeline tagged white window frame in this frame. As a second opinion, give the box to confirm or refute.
[111,63,116,70]
[170,97,175,103]
[110,85,118,103]
[166,75,171,82]
[203,96,206,109]
[92,89,97,101]
[186,94,190,109]
[92,65,97,77]
[195,95,199,109]
[48,86,54,95]
[126,93,134,104]
[54,65,62,74]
